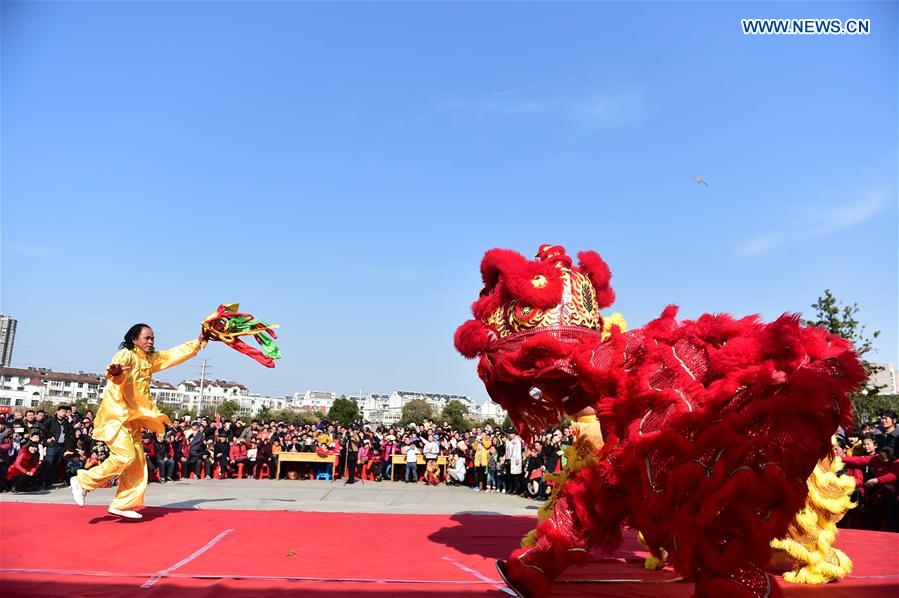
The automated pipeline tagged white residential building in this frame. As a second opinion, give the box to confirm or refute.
[0,366,103,408]
[370,390,475,425]
[870,363,897,395]
[352,393,391,423]
[290,390,339,415]
[479,400,507,421]
[178,379,248,413]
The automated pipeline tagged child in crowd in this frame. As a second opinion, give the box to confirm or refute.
[246,441,258,479]
[404,439,420,483]
[65,450,85,482]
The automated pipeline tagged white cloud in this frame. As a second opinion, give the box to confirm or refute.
[740,188,890,255]
[741,234,781,255]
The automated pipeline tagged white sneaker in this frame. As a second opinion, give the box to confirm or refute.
[108,507,142,519]
[70,475,87,507]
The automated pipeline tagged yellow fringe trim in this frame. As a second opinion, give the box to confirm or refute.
[520,424,600,548]
[770,448,856,584]
[601,312,628,341]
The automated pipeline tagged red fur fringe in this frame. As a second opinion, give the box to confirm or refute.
[576,250,615,308]
[472,249,564,319]
[454,319,490,359]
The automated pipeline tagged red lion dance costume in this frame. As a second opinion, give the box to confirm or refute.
[454,245,865,598]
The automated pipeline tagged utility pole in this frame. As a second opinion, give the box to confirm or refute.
[198,359,208,416]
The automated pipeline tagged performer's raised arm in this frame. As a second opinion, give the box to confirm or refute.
[150,332,206,373]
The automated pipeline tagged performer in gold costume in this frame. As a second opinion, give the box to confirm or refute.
[70,323,205,518]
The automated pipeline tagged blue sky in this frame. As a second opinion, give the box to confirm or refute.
[2,1,896,403]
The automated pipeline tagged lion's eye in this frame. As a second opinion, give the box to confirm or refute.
[531,275,548,289]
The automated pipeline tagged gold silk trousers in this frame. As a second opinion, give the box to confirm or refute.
[76,421,148,510]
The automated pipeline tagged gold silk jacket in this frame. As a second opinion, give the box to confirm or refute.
[93,339,203,442]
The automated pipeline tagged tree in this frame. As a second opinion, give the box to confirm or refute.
[327,397,360,426]
[34,400,57,413]
[157,403,176,421]
[72,397,93,416]
[255,404,272,421]
[441,400,470,432]
[399,399,433,427]
[501,415,513,432]
[218,399,241,420]
[267,408,300,423]
[806,289,891,425]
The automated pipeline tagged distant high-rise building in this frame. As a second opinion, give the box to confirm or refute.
[0,315,16,367]
[870,363,898,395]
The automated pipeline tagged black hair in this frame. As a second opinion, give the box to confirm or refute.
[882,410,898,421]
[880,447,895,462]
[120,323,151,350]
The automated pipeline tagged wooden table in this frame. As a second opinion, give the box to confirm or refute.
[390,455,448,481]
[275,451,337,479]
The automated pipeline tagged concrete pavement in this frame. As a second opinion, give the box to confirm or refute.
[0,478,541,516]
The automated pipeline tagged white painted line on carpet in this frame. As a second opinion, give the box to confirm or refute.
[442,556,516,596]
[139,528,235,589]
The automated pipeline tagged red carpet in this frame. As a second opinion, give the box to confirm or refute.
[1,502,896,597]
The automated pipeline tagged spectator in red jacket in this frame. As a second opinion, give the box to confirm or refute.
[6,442,41,492]
[843,446,899,532]
[229,438,249,478]
[844,435,876,492]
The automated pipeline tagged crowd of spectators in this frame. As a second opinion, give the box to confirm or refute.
[1,405,897,531]
[836,410,899,532]
[0,405,573,501]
